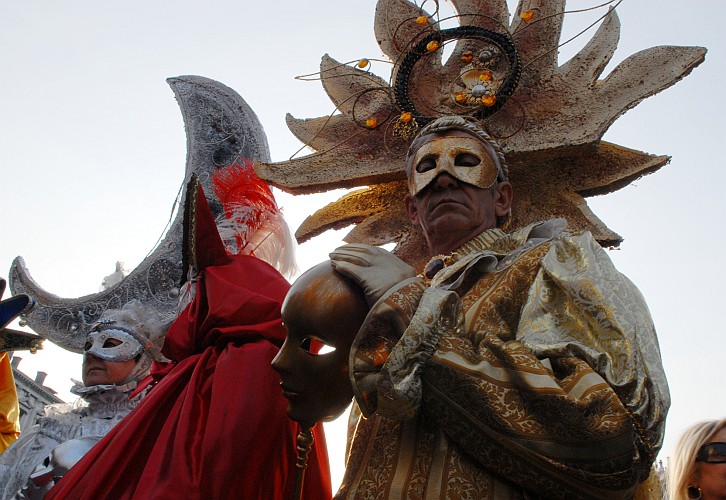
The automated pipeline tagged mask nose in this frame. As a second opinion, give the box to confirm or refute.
[432,170,459,190]
[438,150,459,177]
[271,340,292,375]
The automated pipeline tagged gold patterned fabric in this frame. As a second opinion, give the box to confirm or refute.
[340,219,669,499]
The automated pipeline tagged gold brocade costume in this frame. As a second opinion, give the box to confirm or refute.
[340,219,669,499]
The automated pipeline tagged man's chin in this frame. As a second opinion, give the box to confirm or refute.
[424,218,488,252]
[83,376,111,386]
[425,214,474,236]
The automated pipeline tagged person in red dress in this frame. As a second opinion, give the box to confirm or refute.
[47,167,332,499]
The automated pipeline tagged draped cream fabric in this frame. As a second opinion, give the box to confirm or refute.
[341,220,669,499]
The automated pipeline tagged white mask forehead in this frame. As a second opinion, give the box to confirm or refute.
[408,135,500,196]
[84,327,143,362]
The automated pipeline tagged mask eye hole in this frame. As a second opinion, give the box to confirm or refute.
[317,344,336,355]
[83,341,92,351]
[416,157,436,173]
[300,337,336,355]
[103,338,122,348]
[455,153,480,167]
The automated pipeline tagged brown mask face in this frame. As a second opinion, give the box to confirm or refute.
[272,262,368,428]
[408,135,500,196]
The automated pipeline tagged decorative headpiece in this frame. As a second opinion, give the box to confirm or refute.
[9,76,281,352]
[212,159,297,280]
[252,0,706,270]
[178,169,296,312]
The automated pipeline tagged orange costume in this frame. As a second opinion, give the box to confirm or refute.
[0,352,20,454]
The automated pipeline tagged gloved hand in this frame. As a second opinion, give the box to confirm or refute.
[329,244,416,307]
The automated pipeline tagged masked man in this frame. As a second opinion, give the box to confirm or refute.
[329,116,669,499]
[0,300,166,499]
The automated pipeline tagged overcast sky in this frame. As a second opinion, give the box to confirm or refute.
[1,0,723,488]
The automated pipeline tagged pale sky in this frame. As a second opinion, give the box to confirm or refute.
[1,0,723,490]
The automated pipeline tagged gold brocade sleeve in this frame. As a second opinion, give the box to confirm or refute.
[437,232,665,496]
[354,230,668,498]
[350,277,428,417]
[516,231,669,465]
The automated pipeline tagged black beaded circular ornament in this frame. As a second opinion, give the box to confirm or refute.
[393,26,521,125]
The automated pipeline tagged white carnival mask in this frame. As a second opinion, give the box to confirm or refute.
[83,322,144,362]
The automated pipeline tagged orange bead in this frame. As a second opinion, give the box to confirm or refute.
[400,112,413,124]
[373,343,389,366]
[416,15,429,26]
[426,40,440,52]
[357,59,370,69]
[455,93,467,104]
[481,95,497,107]
[479,71,493,82]
[365,117,379,129]
[521,10,534,22]
[461,50,473,64]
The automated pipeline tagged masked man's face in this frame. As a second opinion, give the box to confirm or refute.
[405,131,513,255]
[407,134,500,196]
[272,263,367,428]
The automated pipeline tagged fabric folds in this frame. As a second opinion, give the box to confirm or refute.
[47,255,331,500]
[340,220,668,499]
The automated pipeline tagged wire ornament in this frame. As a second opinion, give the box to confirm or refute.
[483,96,526,141]
[290,0,628,153]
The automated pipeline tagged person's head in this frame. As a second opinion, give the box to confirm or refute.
[404,116,513,255]
[668,418,726,500]
[82,300,169,388]
[272,261,368,429]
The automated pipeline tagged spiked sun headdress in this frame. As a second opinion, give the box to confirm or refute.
[253,0,706,270]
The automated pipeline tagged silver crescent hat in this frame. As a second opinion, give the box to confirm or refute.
[9,76,273,352]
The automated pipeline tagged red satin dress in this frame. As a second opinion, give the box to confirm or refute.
[47,255,332,499]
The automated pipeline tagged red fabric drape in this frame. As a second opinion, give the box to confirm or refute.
[48,255,331,499]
